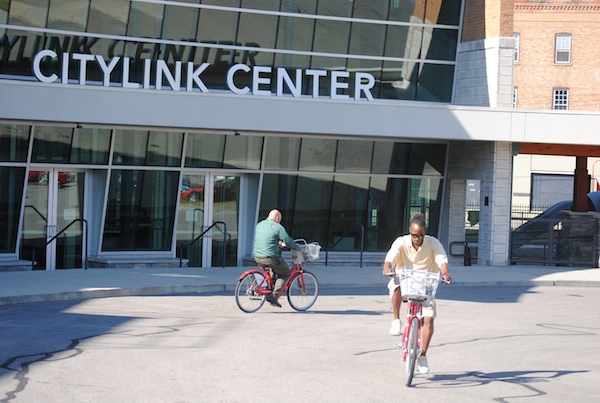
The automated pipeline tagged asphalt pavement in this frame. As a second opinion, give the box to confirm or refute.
[1,263,599,306]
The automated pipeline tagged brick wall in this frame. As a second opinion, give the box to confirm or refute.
[462,0,515,42]
[514,5,600,110]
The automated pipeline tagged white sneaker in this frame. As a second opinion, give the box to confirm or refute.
[389,319,402,336]
[417,355,430,374]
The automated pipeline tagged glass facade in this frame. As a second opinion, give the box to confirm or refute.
[258,140,446,252]
[0,122,447,267]
[0,0,460,268]
[0,0,461,102]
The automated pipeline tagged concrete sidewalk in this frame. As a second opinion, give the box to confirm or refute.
[0,264,599,306]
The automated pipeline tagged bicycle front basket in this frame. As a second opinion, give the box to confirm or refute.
[400,269,440,299]
[303,242,321,261]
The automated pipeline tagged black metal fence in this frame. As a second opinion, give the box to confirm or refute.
[460,205,598,266]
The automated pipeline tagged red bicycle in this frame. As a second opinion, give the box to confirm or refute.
[394,267,448,386]
[235,239,321,313]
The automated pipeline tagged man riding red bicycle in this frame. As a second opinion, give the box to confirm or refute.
[382,213,452,374]
[253,209,305,308]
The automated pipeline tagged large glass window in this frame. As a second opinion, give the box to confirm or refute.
[113,130,183,167]
[185,132,263,169]
[102,169,179,251]
[0,167,26,253]
[299,138,336,172]
[47,0,89,31]
[7,0,49,27]
[264,137,301,170]
[88,0,129,34]
[259,173,444,252]
[0,124,30,162]
[32,126,111,164]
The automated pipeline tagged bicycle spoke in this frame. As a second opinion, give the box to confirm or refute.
[235,272,267,313]
[287,271,318,311]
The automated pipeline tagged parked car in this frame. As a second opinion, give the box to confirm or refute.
[27,170,73,185]
[511,192,600,262]
[180,185,204,202]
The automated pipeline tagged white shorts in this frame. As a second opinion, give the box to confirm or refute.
[388,276,436,319]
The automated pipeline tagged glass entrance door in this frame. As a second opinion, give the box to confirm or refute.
[177,173,240,267]
[20,168,85,270]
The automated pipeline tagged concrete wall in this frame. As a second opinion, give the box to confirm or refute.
[443,140,513,266]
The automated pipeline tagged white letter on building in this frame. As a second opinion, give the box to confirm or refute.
[305,69,327,98]
[95,55,120,87]
[186,62,210,92]
[143,59,151,89]
[355,72,375,101]
[156,60,181,90]
[330,71,350,100]
[252,66,272,96]
[227,64,251,95]
[276,68,302,97]
[33,50,58,83]
[122,57,140,88]
[61,53,70,84]
[72,53,95,85]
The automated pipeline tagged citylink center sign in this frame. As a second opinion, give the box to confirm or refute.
[32,50,376,101]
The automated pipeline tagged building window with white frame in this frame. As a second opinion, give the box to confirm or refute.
[552,88,569,110]
[514,33,520,63]
[555,34,571,63]
[513,87,518,108]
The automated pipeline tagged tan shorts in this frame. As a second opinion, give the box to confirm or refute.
[388,276,437,319]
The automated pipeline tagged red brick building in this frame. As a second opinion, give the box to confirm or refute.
[513,1,600,111]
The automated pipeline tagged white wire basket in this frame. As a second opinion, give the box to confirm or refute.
[293,239,321,262]
[303,242,321,261]
[399,268,441,300]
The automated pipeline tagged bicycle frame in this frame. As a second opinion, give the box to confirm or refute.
[401,298,424,361]
[237,261,305,298]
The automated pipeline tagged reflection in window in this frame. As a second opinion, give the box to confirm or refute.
[7,0,49,27]
[197,1,239,44]
[373,142,447,175]
[389,0,425,23]
[417,63,454,103]
[162,3,199,42]
[0,124,30,162]
[330,176,370,250]
[264,137,301,170]
[336,140,373,173]
[422,28,458,62]
[70,128,111,164]
[259,173,444,252]
[0,167,25,253]
[223,135,263,169]
[113,130,183,166]
[88,0,129,34]
[146,132,183,167]
[299,138,336,172]
[276,10,315,53]
[127,1,164,38]
[32,126,73,163]
[47,0,89,30]
[185,133,225,168]
[102,169,179,251]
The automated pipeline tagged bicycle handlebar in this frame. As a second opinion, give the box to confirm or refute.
[387,268,452,284]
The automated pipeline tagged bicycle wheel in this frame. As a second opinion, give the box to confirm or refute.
[404,317,419,386]
[287,271,318,311]
[235,272,267,313]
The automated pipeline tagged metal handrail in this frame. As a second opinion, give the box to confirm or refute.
[325,223,365,267]
[24,205,47,223]
[43,218,89,270]
[179,221,227,268]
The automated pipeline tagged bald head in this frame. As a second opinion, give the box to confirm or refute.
[268,209,282,223]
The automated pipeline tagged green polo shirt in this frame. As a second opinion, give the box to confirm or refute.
[253,218,300,257]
